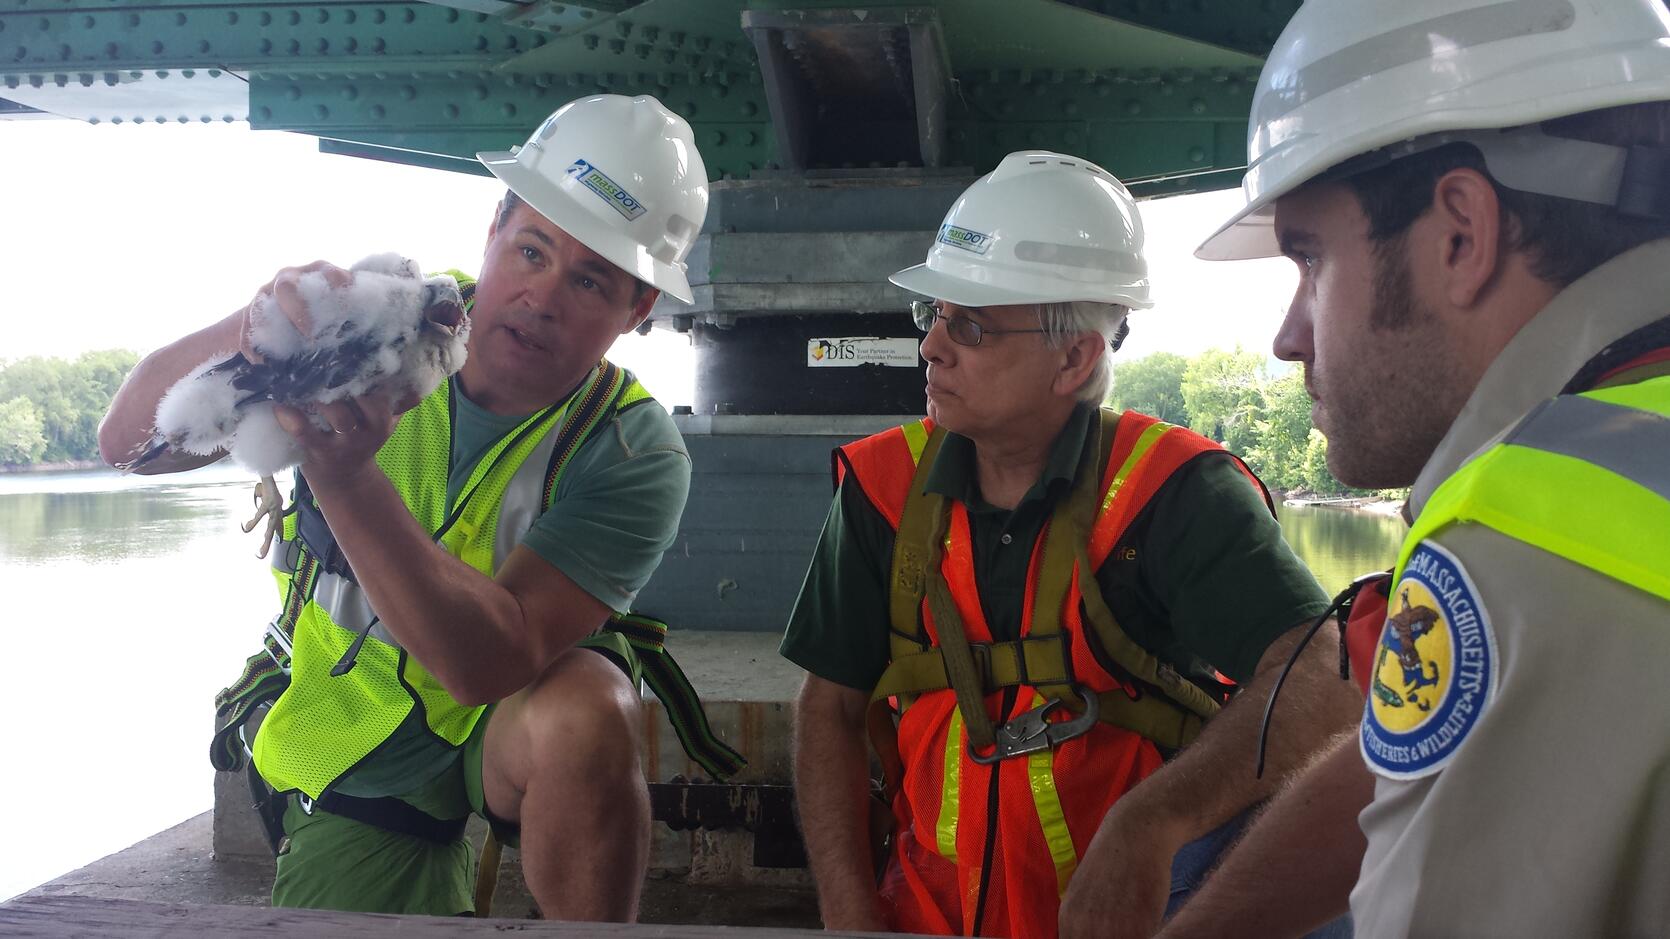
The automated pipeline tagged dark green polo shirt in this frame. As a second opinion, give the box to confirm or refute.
[780,404,1331,691]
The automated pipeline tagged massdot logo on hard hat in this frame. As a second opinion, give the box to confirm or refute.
[937,224,993,256]
[566,159,647,221]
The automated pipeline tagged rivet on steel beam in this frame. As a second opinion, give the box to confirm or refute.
[533,74,550,87]
[313,104,327,119]
[52,73,64,86]
[501,102,515,117]
[642,26,659,42]
[740,99,757,117]
[694,36,710,51]
[669,31,685,47]
[258,11,271,26]
[258,38,271,53]
[128,69,140,78]
[1159,81,1174,96]
[199,115,210,123]
[88,116,98,124]
[475,12,487,22]
[1189,97,1205,114]
[345,10,357,25]
[475,35,489,51]
[10,46,22,61]
[1063,130,1080,145]
[77,71,90,85]
[609,39,625,54]
[126,12,139,27]
[634,44,650,59]
[156,69,167,79]
[1125,99,1142,116]
[173,12,185,26]
[1188,146,1205,162]
[373,38,386,53]
[999,100,1014,116]
[258,105,272,120]
[373,9,386,24]
[209,68,221,78]
[287,38,300,55]
[708,130,725,146]
[316,38,328,53]
[111,116,122,123]
[683,100,697,116]
[445,7,459,22]
[285,85,299,100]
[150,40,162,54]
[181,68,194,78]
[132,115,143,123]
[711,83,727,98]
[583,35,599,50]
[102,71,115,84]
[403,9,415,23]
[507,34,519,51]
[400,85,414,99]
[1032,83,1047,98]
[33,14,46,29]
[198,39,209,53]
[370,104,385,119]
[1062,100,1078,116]
[742,130,757,146]
[616,21,632,38]
[223,114,234,123]
[175,114,186,122]
[344,37,357,54]
[104,41,117,59]
[316,8,328,23]
[341,85,357,100]
[287,10,300,26]
[445,103,459,118]
[472,83,487,99]
[80,14,92,28]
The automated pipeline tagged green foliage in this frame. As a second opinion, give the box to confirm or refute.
[1109,351,1190,424]
[0,396,47,464]
[0,350,139,466]
[1180,347,1265,455]
[1114,348,1389,498]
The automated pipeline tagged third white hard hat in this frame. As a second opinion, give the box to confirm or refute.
[477,94,708,303]
[891,151,1153,309]
[1197,0,1670,261]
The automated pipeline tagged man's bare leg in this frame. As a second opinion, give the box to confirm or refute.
[481,648,649,920]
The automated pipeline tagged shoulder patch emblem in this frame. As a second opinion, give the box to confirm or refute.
[1360,540,1497,780]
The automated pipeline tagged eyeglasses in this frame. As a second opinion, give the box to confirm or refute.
[910,300,1050,348]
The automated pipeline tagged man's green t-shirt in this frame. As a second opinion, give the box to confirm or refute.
[780,404,1331,691]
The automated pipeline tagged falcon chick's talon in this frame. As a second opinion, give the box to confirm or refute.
[242,475,286,559]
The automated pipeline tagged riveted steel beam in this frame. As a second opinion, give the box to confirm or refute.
[1059,0,1300,57]
[0,2,548,75]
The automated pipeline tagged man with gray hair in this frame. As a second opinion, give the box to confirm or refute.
[782,150,1358,938]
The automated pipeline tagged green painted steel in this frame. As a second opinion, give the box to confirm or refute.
[0,0,1287,193]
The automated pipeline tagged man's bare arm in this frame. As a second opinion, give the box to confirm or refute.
[794,674,887,932]
[290,403,613,706]
[1060,622,1361,939]
[1157,733,1370,938]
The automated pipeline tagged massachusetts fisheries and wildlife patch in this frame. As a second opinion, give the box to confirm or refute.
[1360,540,1498,780]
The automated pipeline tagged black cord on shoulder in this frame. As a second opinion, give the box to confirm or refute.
[1255,570,1389,779]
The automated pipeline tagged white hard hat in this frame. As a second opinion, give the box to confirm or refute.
[891,151,1153,309]
[1197,0,1670,261]
[477,94,708,303]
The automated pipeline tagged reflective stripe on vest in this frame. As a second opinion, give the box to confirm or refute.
[1399,377,1670,602]
[255,365,637,798]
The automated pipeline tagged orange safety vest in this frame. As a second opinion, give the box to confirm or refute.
[837,409,1264,938]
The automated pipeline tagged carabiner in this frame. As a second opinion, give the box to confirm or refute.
[969,686,1100,764]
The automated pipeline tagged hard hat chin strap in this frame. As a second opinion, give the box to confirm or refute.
[1322,124,1670,221]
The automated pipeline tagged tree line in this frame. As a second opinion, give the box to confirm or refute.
[1110,348,1391,498]
[0,350,140,467]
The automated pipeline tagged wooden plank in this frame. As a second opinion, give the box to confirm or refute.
[0,896,914,938]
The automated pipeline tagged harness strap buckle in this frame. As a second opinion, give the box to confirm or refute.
[969,685,1100,764]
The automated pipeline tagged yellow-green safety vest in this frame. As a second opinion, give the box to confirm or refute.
[1397,375,1670,602]
[252,365,653,799]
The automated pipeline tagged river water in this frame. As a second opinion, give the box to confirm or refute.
[0,469,1405,901]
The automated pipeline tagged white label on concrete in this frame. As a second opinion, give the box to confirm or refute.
[807,337,919,368]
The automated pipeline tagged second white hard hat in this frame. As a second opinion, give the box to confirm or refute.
[891,151,1154,309]
[1197,0,1670,261]
[477,94,709,303]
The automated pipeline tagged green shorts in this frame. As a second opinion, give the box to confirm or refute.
[269,633,638,916]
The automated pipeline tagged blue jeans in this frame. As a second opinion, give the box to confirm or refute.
[1165,810,1353,939]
